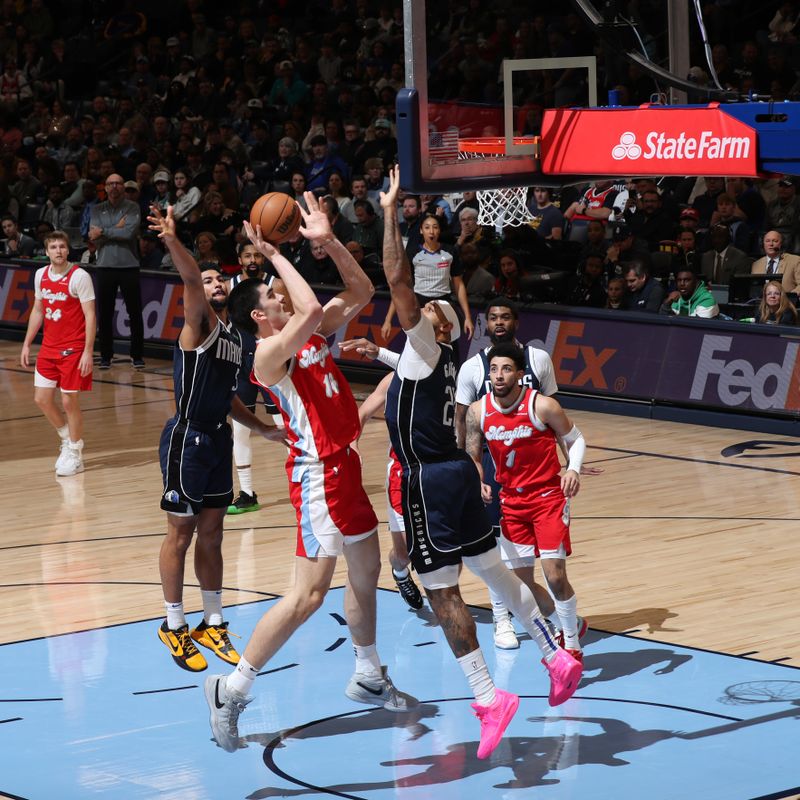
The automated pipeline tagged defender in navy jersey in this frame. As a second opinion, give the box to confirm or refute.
[380,167,582,761]
[149,205,282,674]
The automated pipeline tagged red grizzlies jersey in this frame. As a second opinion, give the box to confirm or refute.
[481,387,562,490]
[38,264,87,355]
[255,332,360,467]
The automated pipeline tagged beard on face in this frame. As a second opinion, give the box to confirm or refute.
[209,296,227,311]
[244,265,262,278]
[490,327,515,345]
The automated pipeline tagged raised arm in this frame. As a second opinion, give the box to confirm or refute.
[295,192,373,336]
[148,204,211,349]
[245,219,324,386]
[380,166,420,331]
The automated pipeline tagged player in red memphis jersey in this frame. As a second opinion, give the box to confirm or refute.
[465,341,587,662]
[20,230,96,477]
[203,192,416,753]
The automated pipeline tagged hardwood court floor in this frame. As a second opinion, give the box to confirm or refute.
[1,340,798,669]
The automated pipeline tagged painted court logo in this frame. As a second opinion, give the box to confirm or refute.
[612,132,641,160]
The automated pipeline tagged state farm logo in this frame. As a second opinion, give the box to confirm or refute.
[611,130,751,161]
[612,132,641,160]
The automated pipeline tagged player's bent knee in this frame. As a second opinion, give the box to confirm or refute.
[417,564,460,591]
[462,547,504,578]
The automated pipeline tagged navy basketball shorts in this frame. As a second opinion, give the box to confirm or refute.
[159,417,233,515]
[401,454,494,574]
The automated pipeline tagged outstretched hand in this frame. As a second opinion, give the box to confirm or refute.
[243,219,279,259]
[298,192,333,242]
[379,164,401,210]
[147,204,176,240]
[339,337,379,360]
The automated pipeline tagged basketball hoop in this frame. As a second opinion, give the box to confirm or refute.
[458,137,540,229]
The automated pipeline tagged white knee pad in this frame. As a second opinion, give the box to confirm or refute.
[418,564,460,590]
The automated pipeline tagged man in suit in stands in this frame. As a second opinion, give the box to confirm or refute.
[751,230,800,292]
[700,223,751,285]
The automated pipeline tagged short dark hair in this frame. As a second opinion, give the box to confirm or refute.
[1,213,18,225]
[227,278,264,335]
[487,341,525,371]
[624,260,649,278]
[485,296,519,319]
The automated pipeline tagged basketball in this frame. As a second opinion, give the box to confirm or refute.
[249,192,302,244]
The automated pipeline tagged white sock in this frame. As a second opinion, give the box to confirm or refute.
[457,648,496,707]
[228,656,258,695]
[68,438,83,451]
[465,550,558,661]
[488,586,511,623]
[353,643,382,677]
[236,466,253,496]
[392,567,409,579]
[202,589,223,625]
[165,601,186,630]
[555,594,580,649]
[57,424,69,440]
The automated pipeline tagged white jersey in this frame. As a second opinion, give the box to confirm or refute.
[455,343,558,405]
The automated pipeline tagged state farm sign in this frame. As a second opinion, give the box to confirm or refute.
[542,105,758,176]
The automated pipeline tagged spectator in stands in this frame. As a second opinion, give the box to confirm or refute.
[338,119,365,167]
[267,137,305,188]
[529,186,564,240]
[674,229,701,274]
[352,198,384,258]
[566,254,607,308]
[152,170,172,212]
[345,240,382,283]
[353,117,397,174]
[623,260,665,312]
[11,157,40,212]
[1,214,34,257]
[345,175,371,222]
[701,223,752,285]
[661,269,719,318]
[321,195,354,244]
[691,177,725,228]
[138,230,165,270]
[604,221,650,278]
[454,206,486,251]
[493,249,523,301]
[268,59,309,112]
[40,184,75,229]
[172,170,202,224]
[563,180,618,241]
[296,239,343,286]
[192,191,242,266]
[726,176,766,232]
[326,170,353,219]
[306,134,350,194]
[364,157,388,204]
[627,189,676,251]
[31,221,54,258]
[758,280,797,325]
[709,192,751,252]
[192,231,221,267]
[606,277,626,309]
[459,241,495,304]
[578,219,608,262]
[765,177,800,253]
[750,230,799,282]
[290,171,309,211]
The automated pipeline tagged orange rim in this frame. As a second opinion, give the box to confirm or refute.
[457,136,539,154]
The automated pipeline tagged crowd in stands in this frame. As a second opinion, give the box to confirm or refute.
[0,0,798,327]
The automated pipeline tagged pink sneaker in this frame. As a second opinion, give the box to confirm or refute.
[471,688,520,759]
[542,648,583,706]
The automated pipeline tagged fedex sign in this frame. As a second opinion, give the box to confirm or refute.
[542,106,758,177]
[689,334,800,411]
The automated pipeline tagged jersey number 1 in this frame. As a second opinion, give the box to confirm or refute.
[322,372,339,397]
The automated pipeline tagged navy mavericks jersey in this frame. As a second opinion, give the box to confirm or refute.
[385,343,459,466]
[172,319,243,423]
[477,345,540,399]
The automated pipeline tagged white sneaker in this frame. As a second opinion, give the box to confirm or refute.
[56,445,84,477]
[493,617,519,650]
[345,666,418,711]
[204,674,252,752]
[54,438,71,473]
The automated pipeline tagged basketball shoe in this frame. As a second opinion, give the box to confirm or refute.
[227,491,260,515]
[158,622,208,672]
[555,615,588,649]
[542,648,582,706]
[493,617,519,650]
[191,620,241,665]
[54,438,71,473]
[472,688,520,759]
[56,442,84,477]
[345,666,419,711]
[205,674,252,752]
[393,571,424,610]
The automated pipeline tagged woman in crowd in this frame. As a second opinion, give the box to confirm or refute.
[327,169,352,219]
[528,186,564,240]
[758,280,797,325]
[172,170,202,223]
[493,249,524,300]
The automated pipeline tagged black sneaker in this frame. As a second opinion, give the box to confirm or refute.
[99,359,111,370]
[393,570,424,610]
[132,358,146,370]
[227,491,260,515]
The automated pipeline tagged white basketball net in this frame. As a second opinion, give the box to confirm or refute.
[458,149,535,229]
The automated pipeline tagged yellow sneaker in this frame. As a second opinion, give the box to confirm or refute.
[158,622,208,672]
[191,620,241,665]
